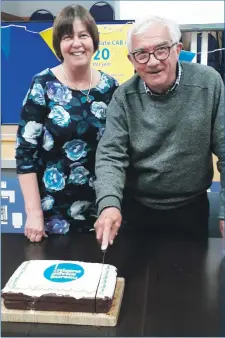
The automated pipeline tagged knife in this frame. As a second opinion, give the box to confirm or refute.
[95,249,107,312]
[98,249,107,282]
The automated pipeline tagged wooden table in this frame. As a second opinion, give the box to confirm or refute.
[1,230,225,337]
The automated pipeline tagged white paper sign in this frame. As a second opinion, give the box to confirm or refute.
[1,181,7,189]
[1,205,8,224]
[12,213,23,228]
[1,190,15,203]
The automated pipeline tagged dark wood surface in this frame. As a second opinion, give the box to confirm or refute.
[1,230,225,337]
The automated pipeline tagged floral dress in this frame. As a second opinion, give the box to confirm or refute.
[16,68,119,234]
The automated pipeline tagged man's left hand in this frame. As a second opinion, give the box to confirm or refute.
[220,220,225,237]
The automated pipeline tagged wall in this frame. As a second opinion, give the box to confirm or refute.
[3,1,223,24]
[119,1,224,24]
[1,0,119,18]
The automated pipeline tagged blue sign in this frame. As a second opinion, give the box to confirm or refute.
[43,263,84,283]
[179,50,196,62]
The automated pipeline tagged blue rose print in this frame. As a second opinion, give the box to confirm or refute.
[80,95,95,104]
[22,121,43,145]
[42,129,54,151]
[67,201,92,220]
[71,110,102,136]
[68,166,89,185]
[46,82,72,105]
[38,69,49,76]
[30,82,46,106]
[96,127,105,141]
[20,165,33,170]
[41,195,55,211]
[89,176,96,188]
[96,74,111,93]
[48,106,71,127]
[63,140,87,161]
[91,101,107,119]
[43,167,65,192]
[114,79,119,87]
[33,151,38,159]
[22,89,30,106]
[88,202,98,218]
[45,216,70,234]
[16,136,20,149]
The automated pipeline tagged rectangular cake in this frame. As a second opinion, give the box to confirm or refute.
[1,260,117,313]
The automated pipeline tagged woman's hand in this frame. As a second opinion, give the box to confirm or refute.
[220,219,225,237]
[24,210,48,242]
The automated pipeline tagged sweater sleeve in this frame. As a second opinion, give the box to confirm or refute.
[16,76,47,174]
[211,72,225,219]
[95,89,130,214]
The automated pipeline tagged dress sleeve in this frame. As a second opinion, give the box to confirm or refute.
[15,76,47,174]
[112,77,119,93]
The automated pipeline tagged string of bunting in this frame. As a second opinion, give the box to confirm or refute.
[1,24,225,55]
[1,24,40,34]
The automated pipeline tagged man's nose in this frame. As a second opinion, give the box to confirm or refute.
[146,54,160,67]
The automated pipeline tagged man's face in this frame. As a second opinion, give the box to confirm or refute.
[128,23,182,93]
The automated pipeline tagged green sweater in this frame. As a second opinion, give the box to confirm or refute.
[95,62,225,219]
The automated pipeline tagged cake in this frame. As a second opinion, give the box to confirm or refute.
[1,260,117,313]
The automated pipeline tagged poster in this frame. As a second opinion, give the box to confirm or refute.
[93,24,134,83]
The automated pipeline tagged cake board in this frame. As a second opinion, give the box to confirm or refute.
[1,277,125,327]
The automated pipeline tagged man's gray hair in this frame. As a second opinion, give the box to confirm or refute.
[127,16,181,52]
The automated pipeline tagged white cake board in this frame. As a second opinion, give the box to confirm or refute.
[1,277,125,327]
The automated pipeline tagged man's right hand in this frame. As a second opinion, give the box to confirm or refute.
[94,207,122,250]
[24,210,48,242]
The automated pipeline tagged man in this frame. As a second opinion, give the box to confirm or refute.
[94,16,225,250]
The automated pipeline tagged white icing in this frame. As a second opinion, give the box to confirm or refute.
[96,264,117,299]
[2,260,117,300]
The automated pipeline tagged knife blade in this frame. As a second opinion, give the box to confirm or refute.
[95,249,107,312]
[98,249,107,282]
[101,249,106,265]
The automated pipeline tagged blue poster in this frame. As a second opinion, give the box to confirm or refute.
[1,23,60,124]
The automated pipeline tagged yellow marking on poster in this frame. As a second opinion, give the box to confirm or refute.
[92,24,134,84]
[39,28,56,56]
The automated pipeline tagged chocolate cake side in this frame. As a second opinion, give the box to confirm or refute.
[96,297,114,313]
[3,298,96,313]
[2,292,114,313]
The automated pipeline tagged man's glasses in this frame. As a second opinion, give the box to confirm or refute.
[130,42,177,64]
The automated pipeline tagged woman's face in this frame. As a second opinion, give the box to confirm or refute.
[60,19,94,68]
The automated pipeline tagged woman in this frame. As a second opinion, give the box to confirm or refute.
[16,5,119,242]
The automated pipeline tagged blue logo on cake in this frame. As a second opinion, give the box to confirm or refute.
[44,263,84,283]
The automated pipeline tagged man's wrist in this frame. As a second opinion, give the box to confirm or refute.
[98,196,121,215]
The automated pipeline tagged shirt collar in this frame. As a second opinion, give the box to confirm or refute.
[144,61,182,96]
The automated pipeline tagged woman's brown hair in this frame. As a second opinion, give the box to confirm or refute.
[53,5,99,61]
